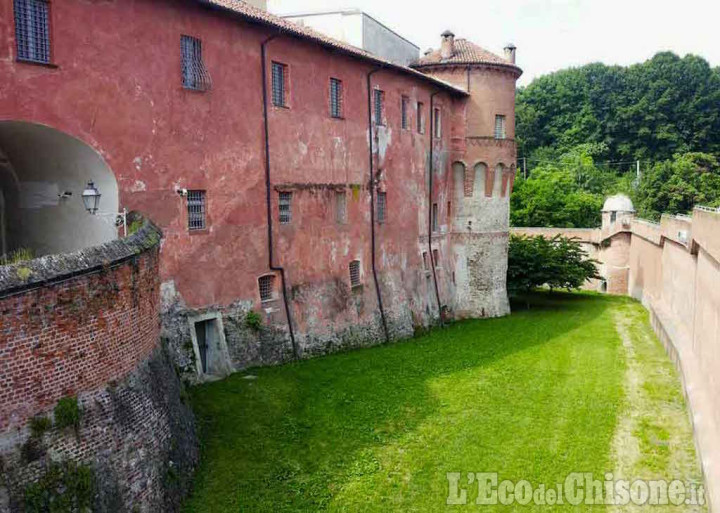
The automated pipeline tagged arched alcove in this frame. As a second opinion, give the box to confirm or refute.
[0,121,119,257]
[473,162,488,197]
[493,163,505,197]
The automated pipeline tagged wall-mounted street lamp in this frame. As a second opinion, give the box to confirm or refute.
[82,181,128,237]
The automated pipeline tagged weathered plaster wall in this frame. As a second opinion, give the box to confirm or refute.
[626,210,720,511]
[0,219,196,512]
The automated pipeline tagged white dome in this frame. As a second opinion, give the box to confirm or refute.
[602,194,635,213]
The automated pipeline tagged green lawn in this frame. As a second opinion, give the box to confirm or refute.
[183,293,704,512]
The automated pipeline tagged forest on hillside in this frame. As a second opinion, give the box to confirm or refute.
[512,52,720,227]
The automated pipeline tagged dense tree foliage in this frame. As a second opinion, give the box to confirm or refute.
[507,234,601,294]
[517,52,720,162]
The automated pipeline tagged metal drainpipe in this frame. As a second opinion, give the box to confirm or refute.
[428,91,443,321]
[261,33,298,359]
[366,67,391,344]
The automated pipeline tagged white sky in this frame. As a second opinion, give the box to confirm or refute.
[268,0,720,86]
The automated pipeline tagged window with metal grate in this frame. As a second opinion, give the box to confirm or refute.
[376,191,387,224]
[432,203,438,232]
[335,191,347,224]
[374,89,385,125]
[401,96,409,129]
[495,115,506,139]
[330,78,343,118]
[187,190,207,231]
[14,0,50,64]
[258,275,275,302]
[279,191,292,224]
[181,36,211,91]
[433,107,442,138]
[349,260,361,288]
[272,62,288,107]
[417,102,425,133]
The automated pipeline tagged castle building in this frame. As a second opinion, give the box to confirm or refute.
[0,0,521,380]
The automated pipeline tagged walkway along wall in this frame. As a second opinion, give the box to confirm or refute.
[0,217,196,512]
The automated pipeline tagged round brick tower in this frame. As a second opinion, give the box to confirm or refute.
[413,32,522,318]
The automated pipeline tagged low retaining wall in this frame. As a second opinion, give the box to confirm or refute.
[0,218,197,512]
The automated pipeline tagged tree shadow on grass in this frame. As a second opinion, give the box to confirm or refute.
[184,292,619,512]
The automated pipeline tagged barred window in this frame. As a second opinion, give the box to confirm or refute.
[330,78,343,118]
[272,62,288,107]
[376,191,387,224]
[181,36,211,91]
[258,275,276,302]
[349,260,361,288]
[433,249,440,268]
[433,107,442,138]
[187,190,207,231]
[495,115,507,139]
[335,191,347,224]
[14,0,50,64]
[432,203,438,232]
[401,96,409,129]
[374,89,385,125]
[417,102,425,133]
[279,191,292,224]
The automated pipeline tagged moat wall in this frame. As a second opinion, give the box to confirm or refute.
[0,219,196,512]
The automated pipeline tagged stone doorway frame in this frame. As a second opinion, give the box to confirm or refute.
[187,312,233,380]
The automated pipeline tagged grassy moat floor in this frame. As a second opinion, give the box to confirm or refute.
[182,293,705,512]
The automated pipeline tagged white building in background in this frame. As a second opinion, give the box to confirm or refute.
[279,9,421,66]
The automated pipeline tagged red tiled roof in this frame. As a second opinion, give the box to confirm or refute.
[196,0,468,95]
[412,39,522,75]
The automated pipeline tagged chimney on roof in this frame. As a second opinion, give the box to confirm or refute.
[440,30,455,60]
[424,48,433,56]
[503,43,517,64]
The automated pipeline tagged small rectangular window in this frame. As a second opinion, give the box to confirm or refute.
[432,203,438,232]
[279,191,292,224]
[272,62,288,107]
[495,115,507,139]
[335,191,347,224]
[14,0,51,64]
[258,275,276,302]
[349,260,362,288]
[417,102,425,133]
[433,107,442,138]
[376,191,387,224]
[187,190,207,231]
[181,35,211,91]
[422,251,429,271]
[401,96,409,130]
[374,89,385,125]
[433,249,440,268]
[330,78,343,118]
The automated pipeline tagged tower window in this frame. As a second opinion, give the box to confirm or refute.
[187,190,207,231]
[330,78,343,118]
[258,275,276,302]
[401,96,410,129]
[336,191,347,224]
[14,0,51,64]
[181,35,211,91]
[432,203,439,232]
[433,249,440,268]
[422,251,429,271]
[376,191,387,224]
[374,89,385,125]
[494,115,507,139]
[433,107,442,138]
[272,62,288,107]
[349,260,362,288]
[417,102,425,133]
[279,192,292,224]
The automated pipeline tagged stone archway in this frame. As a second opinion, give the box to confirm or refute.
[0,121,119,257]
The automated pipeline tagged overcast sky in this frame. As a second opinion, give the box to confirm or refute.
[268,0,720,86]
